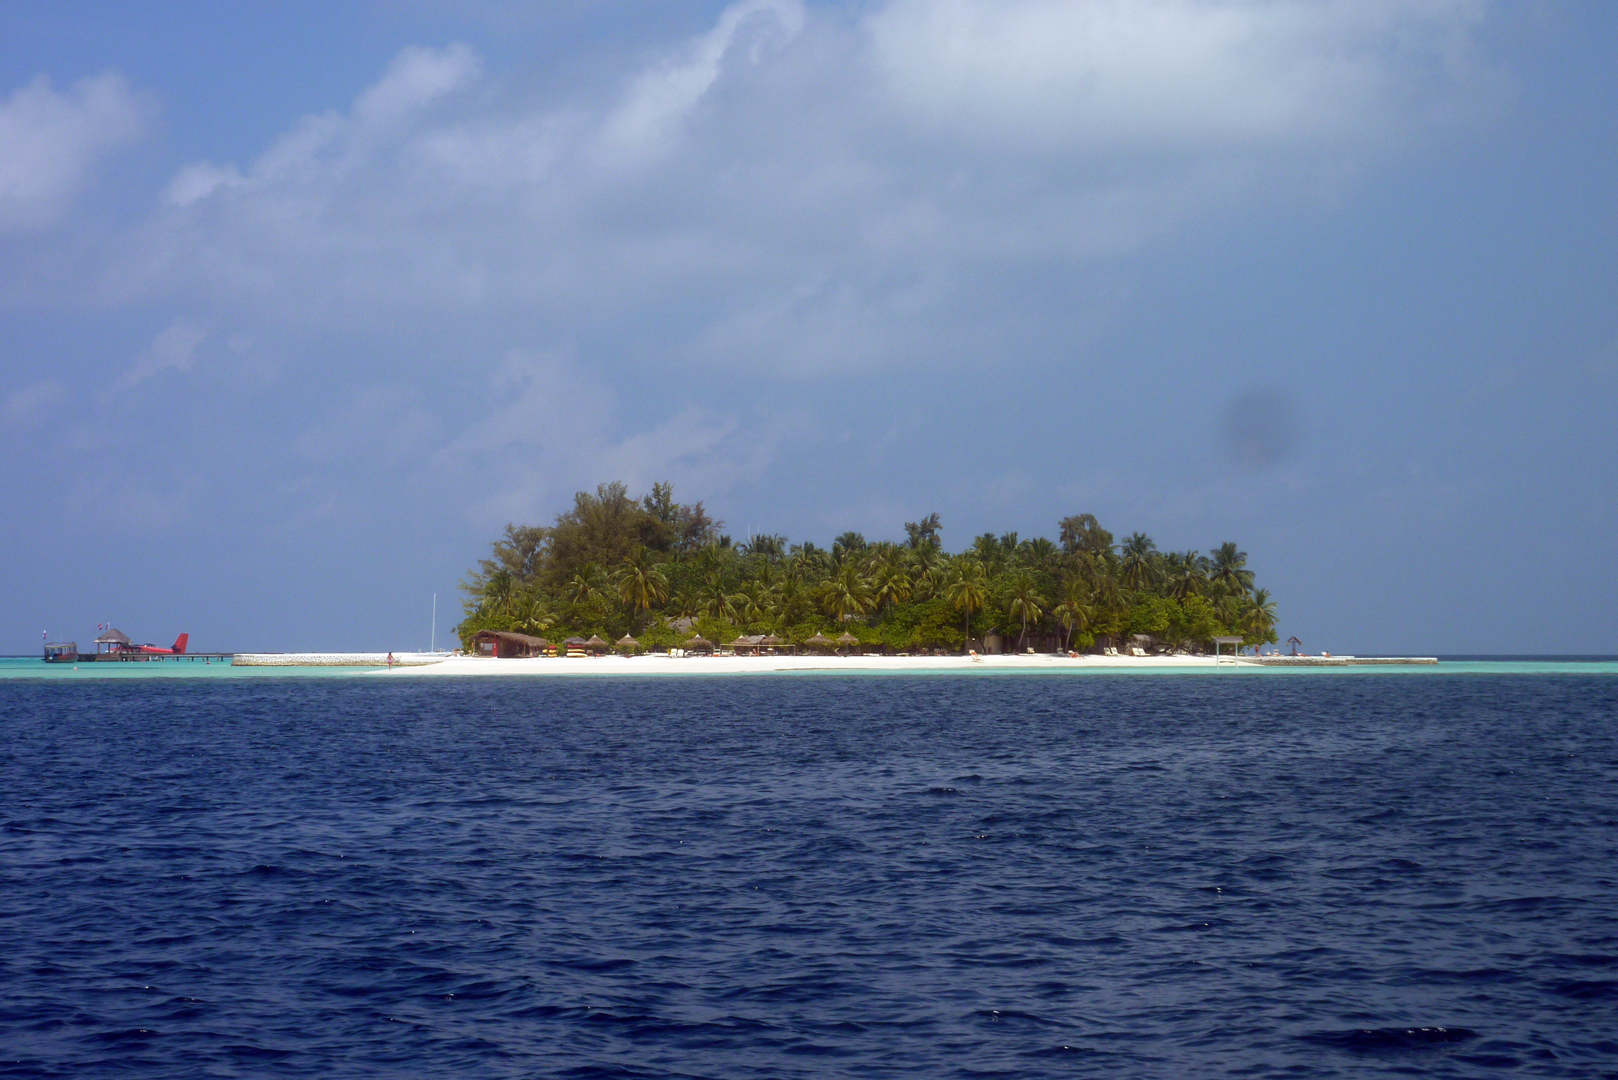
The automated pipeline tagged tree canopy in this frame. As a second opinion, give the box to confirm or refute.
[458,481,1279,654]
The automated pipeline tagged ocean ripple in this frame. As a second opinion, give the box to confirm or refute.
[1,673,1616,1076]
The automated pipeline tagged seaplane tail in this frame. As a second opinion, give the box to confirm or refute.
[134,633,190,655]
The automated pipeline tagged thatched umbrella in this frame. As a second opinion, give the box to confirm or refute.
[615,634,639,654]
[685,635,715,653]
[836,631,860,654]
[584,634,610,654]
[759,634,784,649]
[803,632,834,651]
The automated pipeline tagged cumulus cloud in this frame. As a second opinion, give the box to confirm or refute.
[13,1,1506,532]
[0,71,153,232]
[124,1,1494,342]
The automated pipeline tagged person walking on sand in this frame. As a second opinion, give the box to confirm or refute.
[387,651,394,669]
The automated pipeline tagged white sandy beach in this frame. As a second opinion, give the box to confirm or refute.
[372,652,1237,676]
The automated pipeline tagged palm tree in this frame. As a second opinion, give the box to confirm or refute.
[970,533,1002,569]
[743,533,786,560]
[1164,550,1209,599]
[1244,588,1278,646]
[568,563,605,605]
[514,595,556,637]
[872,559,913,610]
[1211,542,1255,596]
[1118,533,1158,591]
[1052,576,1093,653]
[482,569,517,615]
[911,558,947,603]
[831,531,867,561]
[1023,536,1058,568]
[615,546,669,620]
[1005,569,1046,652]
[699,572,738,621]
[736,582,777,628]
[772,576,807,625]
[669,584,701,621]
[946,560,989,645]
[822,561,874,621]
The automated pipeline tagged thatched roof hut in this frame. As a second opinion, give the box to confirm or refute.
[684,635,715,653]
[472,630,550,658]
[95,627,131,647]
[729,634,765,654]
[759,634,784,648]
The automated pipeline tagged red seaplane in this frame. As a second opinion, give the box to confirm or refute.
[131,633,190,655]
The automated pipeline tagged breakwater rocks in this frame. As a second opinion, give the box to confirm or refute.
[231,653,446,667]
[1239,655,1438,666]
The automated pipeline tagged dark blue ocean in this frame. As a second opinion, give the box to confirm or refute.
[3,672,1616,1077]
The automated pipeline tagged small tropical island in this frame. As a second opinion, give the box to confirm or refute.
[455,482,1279,657]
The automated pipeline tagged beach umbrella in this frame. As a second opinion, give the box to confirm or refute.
[759,634,784,648]
[584,635,610,653]
[836,631,860,645]
[615,634,639,652]
[685,635,714,653]
[803,632,833,650]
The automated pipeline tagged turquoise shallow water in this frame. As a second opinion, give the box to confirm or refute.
[0,657,386,680]
[3,657,1616,681]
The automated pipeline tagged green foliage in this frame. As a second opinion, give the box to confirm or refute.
[456,483,1279,655]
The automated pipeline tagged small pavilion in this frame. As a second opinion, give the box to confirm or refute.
[95,628,132,656]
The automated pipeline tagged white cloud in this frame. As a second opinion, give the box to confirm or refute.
[19,1,1505,529]
[353,43,482,126]
[0,71,153,232]
[162,42,480,210]
[124,1,1493,339]
[121,318,207,387]
[598,0,805,163]
[865,0,1490,150]
[163,162,246,208]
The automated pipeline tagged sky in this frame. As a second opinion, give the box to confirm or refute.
[2,0,1615,655]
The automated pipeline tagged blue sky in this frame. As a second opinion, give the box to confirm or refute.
[2,1,1614,654]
